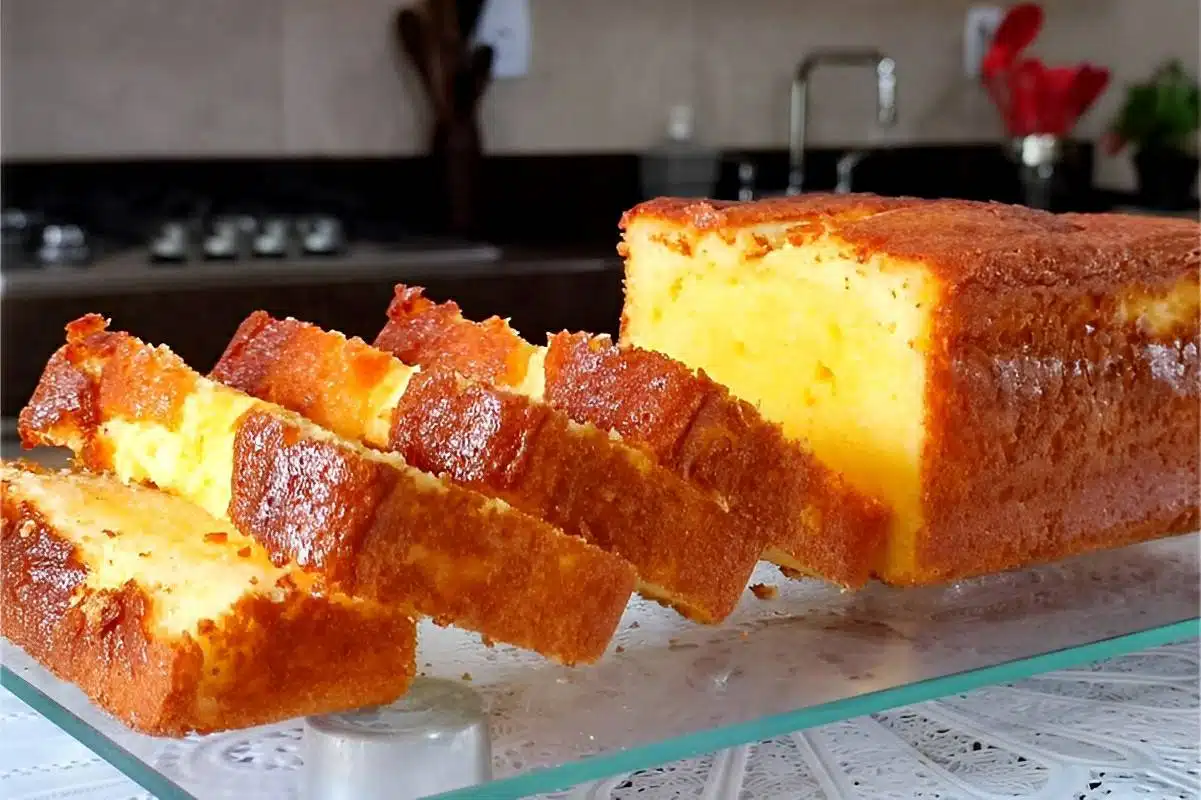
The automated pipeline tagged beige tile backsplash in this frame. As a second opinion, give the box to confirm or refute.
[1,0,283,156]
[2,0,1198,190]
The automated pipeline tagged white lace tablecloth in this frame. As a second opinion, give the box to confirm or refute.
[3,641,1197,800]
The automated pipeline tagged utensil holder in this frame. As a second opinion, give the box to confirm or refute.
[431,116,483,237]
[1010,134,1063,211]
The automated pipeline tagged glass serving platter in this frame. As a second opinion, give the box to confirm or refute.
[3,534,1199,800]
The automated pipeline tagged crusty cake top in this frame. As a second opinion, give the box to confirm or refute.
[621,195,1201,292]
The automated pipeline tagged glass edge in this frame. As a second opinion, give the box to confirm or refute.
[4,619,1196,800]
[431,617,1201,800]
[0,663,197,800]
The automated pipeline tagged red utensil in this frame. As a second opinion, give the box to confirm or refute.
[984,70,1014,132]
[981,3,1044,135]
[1069,64,1111,120]
[1044,65,1083,135]
[978,4,1109,138]
[981,3,1044,79]
[1011,58,1048,135]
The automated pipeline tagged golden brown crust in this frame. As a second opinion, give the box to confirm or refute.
[230,409,634,657]
[213,311,400,437]
[622,195,902,235]
[623,195,1201,582]
[621,195,1199,293]
[375,289,890,587]
[376,285,536,386]
[391,367,762,622]
[543,333,889,587]
[20,319,637,664]
[390,368,548,488]
[544,333,706,461]
[1,464,417,737]
[212,312,760,622]
[914,265,1200,582]
[19,314,198,442]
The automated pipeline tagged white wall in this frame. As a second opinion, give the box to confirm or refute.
[3,0,1198,189]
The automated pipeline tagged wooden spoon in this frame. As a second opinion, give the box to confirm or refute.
[466,44,494,111]
[456,0,486,40]
[396,8,441,113]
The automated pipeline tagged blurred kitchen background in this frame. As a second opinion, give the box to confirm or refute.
[2,0,1199,434]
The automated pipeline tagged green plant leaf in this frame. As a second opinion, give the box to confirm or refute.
[1108,59,1200,152]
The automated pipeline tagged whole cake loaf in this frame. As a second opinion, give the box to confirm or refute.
[620,195,1200,584]
[1,462,417,735]
[211,311,763,623]
[19,315,637,664]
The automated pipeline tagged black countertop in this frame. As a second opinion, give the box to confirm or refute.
[0,244,621,300]
[0,143,1115,255]
[2,144,1193,302]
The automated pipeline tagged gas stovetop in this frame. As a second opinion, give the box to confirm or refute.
[1,209,117,269]
[2,206,501,272]
[0,237,504,299]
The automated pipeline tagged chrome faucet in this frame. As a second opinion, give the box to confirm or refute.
[787,50,897,196]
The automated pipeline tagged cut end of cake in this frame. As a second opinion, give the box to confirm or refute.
[621,209,935,580]
[3,462,294,636]
[1,462,417,736]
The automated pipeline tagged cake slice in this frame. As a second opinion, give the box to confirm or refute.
[1,461,417,736]
[375,285,889,587]
[18,315,637,664]
[210,312,761,623]
[619,195,1201,584]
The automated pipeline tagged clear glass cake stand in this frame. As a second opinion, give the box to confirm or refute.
[3,534,1198,800]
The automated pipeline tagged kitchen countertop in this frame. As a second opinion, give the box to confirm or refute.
[0,244,621,300]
